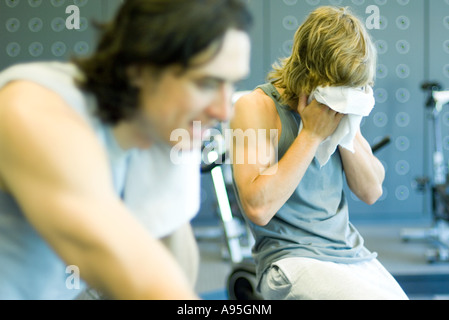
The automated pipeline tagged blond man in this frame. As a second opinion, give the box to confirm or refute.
[232,7,408,300]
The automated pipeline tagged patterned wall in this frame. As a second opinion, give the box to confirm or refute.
[0,0,123,71]
[430,0,449,181]
[429,0,449,86]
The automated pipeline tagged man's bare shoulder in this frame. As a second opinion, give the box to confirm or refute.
[0,80,108,196]
[0,80,84,120]
[232,88,278,130]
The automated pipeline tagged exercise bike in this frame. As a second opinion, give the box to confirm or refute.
[401,82,449,263]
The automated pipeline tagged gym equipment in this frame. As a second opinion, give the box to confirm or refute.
[200,125,261,300]
[401,83,449,263]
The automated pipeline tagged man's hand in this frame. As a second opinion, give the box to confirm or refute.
[297,95,344,143]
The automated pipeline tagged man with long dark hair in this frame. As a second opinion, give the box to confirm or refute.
[0,0,252,299]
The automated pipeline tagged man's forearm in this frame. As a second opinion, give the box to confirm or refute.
[339,133,385,205]
[24,192,198,300]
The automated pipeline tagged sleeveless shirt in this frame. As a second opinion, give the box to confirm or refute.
[243,83,376,283]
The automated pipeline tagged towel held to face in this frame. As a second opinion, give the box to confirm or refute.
[300,86,375,167]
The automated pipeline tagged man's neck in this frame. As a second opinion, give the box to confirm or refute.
[112,120,153,151]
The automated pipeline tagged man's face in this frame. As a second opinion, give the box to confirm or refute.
[132,29,251,150]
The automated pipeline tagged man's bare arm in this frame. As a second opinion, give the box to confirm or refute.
[0,81,197,300]
[339,131,385,205]
[231,92,343,226]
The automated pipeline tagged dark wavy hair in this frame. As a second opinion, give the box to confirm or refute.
[74,0,252,125]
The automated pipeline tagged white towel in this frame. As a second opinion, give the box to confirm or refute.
[124,145,201,238]
[301,86,375,167]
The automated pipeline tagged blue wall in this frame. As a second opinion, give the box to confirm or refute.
[0,0,123,70]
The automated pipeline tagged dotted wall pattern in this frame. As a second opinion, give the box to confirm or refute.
[430,0,449,161]
[0,0,123,71]
[269,0,438,219]
[429,0,449,86]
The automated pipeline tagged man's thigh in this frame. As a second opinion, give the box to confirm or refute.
[260,257,408,300]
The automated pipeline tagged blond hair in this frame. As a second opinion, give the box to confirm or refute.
[269,6,377,107]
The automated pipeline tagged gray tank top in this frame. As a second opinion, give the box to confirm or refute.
[245,83,376,282]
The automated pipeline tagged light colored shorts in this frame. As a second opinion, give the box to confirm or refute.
[260,257,409,300]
